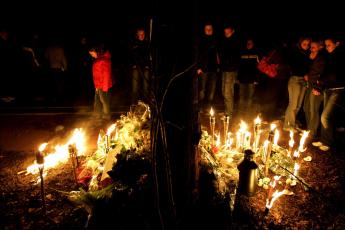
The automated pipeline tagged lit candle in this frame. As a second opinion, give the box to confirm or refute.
[264,124,276,176]
[244,131,251,149]
[298,130,310,154]
[223,115,230,145]
[288,130,294,157]
[293,163,300,177]
[236,131,241,151]
[226,132,232,150]
[209,107,216,145]
[273,129,279,146]
[253,116,262,153]
[239,121,248,152]
[105,124,116,152]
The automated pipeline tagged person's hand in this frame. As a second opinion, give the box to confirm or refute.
[197,69,203,75]
[304,75,309,81]
[312,89,321,96]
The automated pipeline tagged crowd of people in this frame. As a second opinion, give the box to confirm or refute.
[196,22,344,151]
[1,22,344,151]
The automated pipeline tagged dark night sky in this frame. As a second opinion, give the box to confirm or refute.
[1,0,344,53]
[2,0,343,35]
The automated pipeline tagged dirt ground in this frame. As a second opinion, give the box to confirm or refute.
[1,112,345,229]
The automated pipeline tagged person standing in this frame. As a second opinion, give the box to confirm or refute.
[197,22,219,111]
[219,23,240,118]
[89,44,113,121]
[303,40,325,140]
[44,38,68,104]
[283,37,311,131]
[313,37,344,151]
[237,38,260,116]
[129,27,151,104]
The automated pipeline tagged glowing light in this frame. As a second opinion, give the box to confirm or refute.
[27,128,86,175]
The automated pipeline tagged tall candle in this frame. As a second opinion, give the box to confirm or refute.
[209,107,216,145]
[223,115,230,145]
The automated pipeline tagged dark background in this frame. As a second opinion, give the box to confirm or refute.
[2,0,344,42]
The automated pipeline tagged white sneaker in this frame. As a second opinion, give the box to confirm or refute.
[312,141,323,147]
[319,145,330,151]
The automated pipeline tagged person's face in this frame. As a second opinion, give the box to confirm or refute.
[224,27,234,38]
[310,42,321,53]
[325,39,338,53]
[89,50,97,58]
[247,40,254,49]
[300,39,310,51]
[80,37,87,45]
[204,25,213,36]
[137,30,145,41]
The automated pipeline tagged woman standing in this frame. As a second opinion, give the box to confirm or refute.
[283,37,311,131]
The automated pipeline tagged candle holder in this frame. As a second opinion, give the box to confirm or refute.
[210,117,216,145]
[253,116,262,154]
[209,108,216,146]
[36,151,46,215]
[68,144,78,185]
[264,125,275,176]
[223,115,230,145]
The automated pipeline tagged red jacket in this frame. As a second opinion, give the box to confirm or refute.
[92,51,113,92]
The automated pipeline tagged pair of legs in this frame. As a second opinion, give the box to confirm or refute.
[222,71,237,117]
[132,66,150,104]
[94,89,111,120]
[284,76,306,130]
[199,71,217,110]
[320,89,343,146]
[238,83,255,113]
[303,88,323,139]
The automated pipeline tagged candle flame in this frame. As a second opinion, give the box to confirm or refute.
[298,130,310,153]
[293,150,300,158]
[210,107,214,116]
[254,115,261,124]
[239,120,248,132]
[293,163,300,176]
[106,124,116,136]
[289,130,294,148]
[38,143,48,152]
[266,189,290,209]
[273,129,279,145]
[270,123,277,131]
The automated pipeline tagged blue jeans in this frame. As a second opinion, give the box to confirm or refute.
[303,88,323,138]
[320,89,344,145]
[94,89,111,120]
[199,72,217,105]
[132,66,150,104]
[222,71,237,116]
[284,76,306,129]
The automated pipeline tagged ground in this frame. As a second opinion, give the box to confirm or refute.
[1,87,345,229]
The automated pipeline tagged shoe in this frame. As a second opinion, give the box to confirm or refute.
[319,145,330,151]
[336,127,345,132]
[312,141,323,147]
